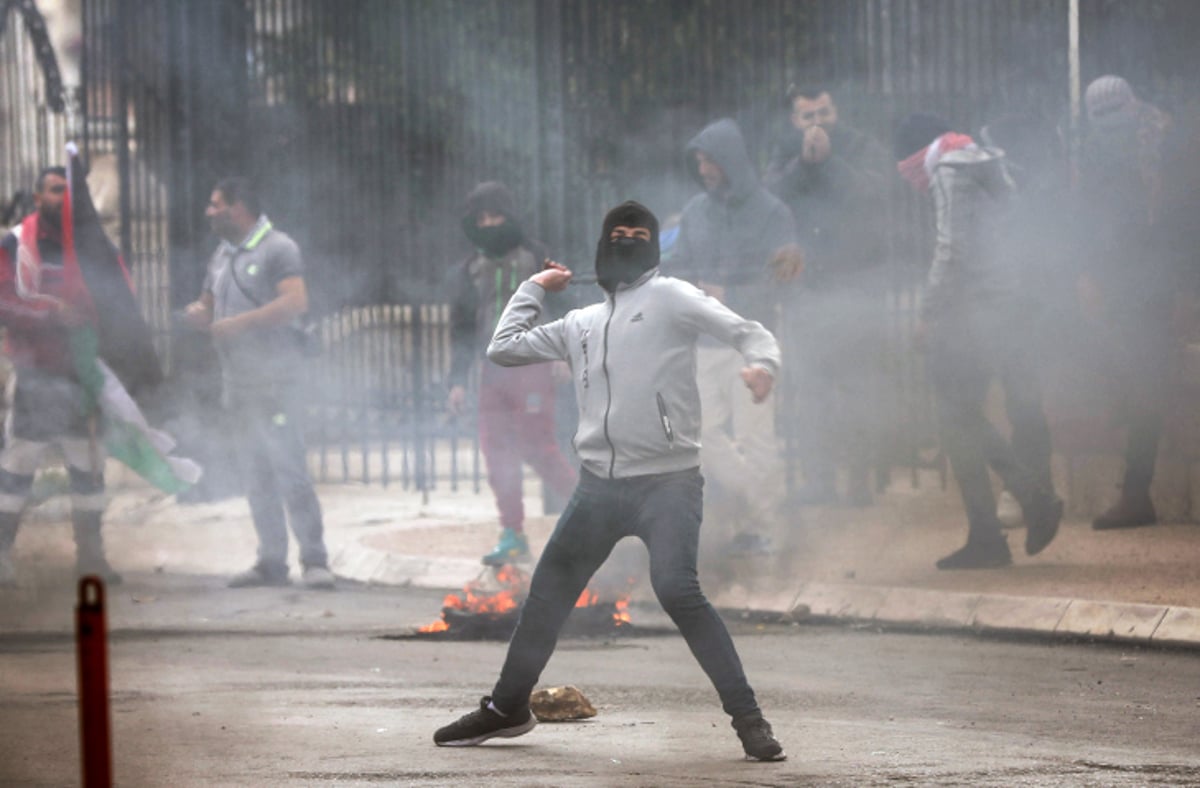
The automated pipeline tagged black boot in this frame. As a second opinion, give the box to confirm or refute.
[1093,490,1157,530]
[936,531,1012,570]
[0,511,18,587]
[731,712,786,761]
[1023,490,1064,556]
[73,510,122,585]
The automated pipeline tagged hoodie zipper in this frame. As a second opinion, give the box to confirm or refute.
[656,392,674,446]
[601,292,617,478]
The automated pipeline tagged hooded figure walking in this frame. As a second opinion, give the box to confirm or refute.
[433,201,787,762]
[893,114,1063,569]
[447,181,578,565]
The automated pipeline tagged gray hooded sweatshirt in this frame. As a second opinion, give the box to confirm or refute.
[487,270,781,479]
[925,147,1017,322]
[674,118,797,325]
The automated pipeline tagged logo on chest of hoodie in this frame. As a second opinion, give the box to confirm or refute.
[630,312,644,323]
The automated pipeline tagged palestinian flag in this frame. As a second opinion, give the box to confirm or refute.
[62,142,162,394]
[62,143,201,493]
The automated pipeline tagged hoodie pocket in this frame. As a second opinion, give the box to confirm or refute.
[656,392,675,447]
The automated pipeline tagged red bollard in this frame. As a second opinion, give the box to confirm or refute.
[76,576,113,788]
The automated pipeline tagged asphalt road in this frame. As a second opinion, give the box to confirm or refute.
[2,575,1199,787]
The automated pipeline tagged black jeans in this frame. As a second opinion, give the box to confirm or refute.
[927,309,1054,541]
[1107,315,1170,496]
[491,467,760,719]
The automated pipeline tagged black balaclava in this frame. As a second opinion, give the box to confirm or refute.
[461,181,524,259]
[594,201,660,293]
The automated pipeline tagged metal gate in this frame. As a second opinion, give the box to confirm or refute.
[1,0,69,230]
[75,0,1200,492]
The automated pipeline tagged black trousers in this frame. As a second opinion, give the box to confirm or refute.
[491,467,760,719]
[927,310,1054,540]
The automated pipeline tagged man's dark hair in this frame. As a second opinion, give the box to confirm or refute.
[35,166,67,192]
[786,84,832,104]
[214,176,262,216]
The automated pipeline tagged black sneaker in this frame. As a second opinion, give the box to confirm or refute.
[935,535,1012,570]
[227,565,291,588]
[433,696,537,746]
[732,713,786,761]
[1092,491,1157,531]
[1024,493,1064,556]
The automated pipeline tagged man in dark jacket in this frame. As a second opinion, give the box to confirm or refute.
[671,118,803,554]
[765,86,892,505]
[433,201,786,762]
[894,114,1063,570]
[447,182,577,565]
[1076,76,1177,531]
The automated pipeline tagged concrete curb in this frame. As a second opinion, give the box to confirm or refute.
[331,535,1200,650]
[743,581,1200,650]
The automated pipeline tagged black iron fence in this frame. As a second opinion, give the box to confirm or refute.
[72,0,1200,491]
[1,0,69,230]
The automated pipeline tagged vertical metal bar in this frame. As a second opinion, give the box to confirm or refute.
[412,301,427,501]
[114,0,132,263]
[1067,0,1080,182]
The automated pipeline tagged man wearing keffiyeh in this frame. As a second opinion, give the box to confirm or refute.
[894,114,1063,571]
[0,167,115,584]
[1076,76,1178,532]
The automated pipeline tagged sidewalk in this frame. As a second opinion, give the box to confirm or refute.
[10,467,1200,648]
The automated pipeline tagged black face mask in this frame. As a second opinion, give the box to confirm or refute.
[596,236,657,292]
[466,221,523,259]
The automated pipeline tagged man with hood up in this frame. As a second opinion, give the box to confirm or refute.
[1076,76,1178,531]
[447,181,577,566]
[672,118,803,554]
[893,114,1063,570]
[433,201,787,762]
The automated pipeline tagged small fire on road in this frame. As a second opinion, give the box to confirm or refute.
[416,565,632,639]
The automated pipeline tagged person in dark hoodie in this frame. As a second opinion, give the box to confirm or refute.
[1076,76,1177,531]
[672,118,803,555]
[893,114,1063,570]
[433,201,786,762]
[447,181,578,566]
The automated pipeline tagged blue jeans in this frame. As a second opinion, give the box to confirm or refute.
[491,467,760,719]
[228,387,328,573]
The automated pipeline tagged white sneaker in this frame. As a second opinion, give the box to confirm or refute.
[997,490,1023,529]
[302,565,336,590]
[0,553,15,587]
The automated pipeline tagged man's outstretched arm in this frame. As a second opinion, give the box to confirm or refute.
[486,262,572,367]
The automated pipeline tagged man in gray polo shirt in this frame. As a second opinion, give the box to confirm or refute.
[182,177,334,589]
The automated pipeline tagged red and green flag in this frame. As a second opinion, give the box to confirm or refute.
[62,143,201,493]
